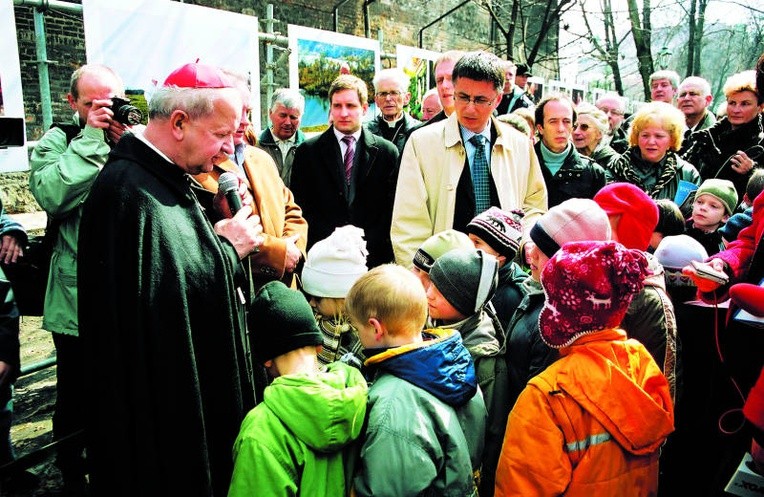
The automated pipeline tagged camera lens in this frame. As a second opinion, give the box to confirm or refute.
[111,97,143,126]
[117,106,143,126]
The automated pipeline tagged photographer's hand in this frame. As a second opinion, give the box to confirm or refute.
[86,98,115,130]
[106,121,129,144]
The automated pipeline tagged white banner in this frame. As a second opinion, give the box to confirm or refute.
[83,0,260,128]
[0,0,28,172]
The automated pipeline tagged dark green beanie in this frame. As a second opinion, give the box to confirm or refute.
[249,281,322,362]
[429,248,498,316]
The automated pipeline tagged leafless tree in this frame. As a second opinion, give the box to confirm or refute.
[480,0,575,70]
[626,0,654,100]
[686,0,709,76]
[579,0,629,94]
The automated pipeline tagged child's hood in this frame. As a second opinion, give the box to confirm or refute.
[263,362,368,453]
[366,328,478,407]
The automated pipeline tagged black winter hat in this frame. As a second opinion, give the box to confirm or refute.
[249,281,322,363]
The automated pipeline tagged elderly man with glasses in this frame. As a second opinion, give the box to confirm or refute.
[596,93,630,154]
[365,68,421,154]
[391,50,547,268]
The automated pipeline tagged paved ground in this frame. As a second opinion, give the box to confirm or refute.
[1,316,64,497]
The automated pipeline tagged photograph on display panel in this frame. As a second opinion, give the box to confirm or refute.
[528,77,545,104]
[571,85,586,105]
[288,25,380,132]
[396,45,440,121]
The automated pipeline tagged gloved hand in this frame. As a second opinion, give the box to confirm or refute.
[729,283,764,317]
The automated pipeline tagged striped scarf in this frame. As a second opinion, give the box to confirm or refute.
[608,147,681,198]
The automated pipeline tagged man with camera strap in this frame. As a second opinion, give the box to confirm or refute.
[28,63,135,496]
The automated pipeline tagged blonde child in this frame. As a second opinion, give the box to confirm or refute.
[346,264,485,496]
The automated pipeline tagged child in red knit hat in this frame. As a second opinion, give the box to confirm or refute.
[495,241,674,497]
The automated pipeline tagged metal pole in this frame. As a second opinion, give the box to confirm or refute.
[364,0,376,39]
[333,0,352,32]
[13,0,81,14]
[33,7,53,131]
[263,3,276,130]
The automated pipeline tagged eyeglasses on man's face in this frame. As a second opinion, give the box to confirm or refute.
[454,93,497,107]
[376,90,403,99]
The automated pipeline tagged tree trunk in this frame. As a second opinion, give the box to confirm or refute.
[508,0,519,57]
[526,0,573,68]
[692,0,708,75]
[687,0,697,76]
[627,0,654,100]
[603,0,624,94]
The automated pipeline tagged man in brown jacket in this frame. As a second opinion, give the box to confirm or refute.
[192,71,307,289]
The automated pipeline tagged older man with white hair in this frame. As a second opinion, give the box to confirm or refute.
[596,93,629,153]
[257,88,306,186]
[365,67,421,154]
[677,76,716,153]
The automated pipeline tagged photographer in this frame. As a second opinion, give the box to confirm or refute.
[28,63,136,495]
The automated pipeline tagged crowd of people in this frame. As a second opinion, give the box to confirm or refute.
[0,46,763,497]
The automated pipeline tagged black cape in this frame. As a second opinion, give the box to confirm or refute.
[78,133,255,497]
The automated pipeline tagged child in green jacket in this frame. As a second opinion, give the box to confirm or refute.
[229,281,368,496]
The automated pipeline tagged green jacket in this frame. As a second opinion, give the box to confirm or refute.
[29,116,110,335]
[355,329,485,497]
[229,362,368,497]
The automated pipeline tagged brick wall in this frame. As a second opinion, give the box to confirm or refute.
[7,0,545,212]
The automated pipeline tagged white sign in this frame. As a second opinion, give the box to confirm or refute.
[83,0,260,128]
[0,0,28,172]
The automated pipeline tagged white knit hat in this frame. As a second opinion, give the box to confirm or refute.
[654,234,708,270]
[301,225,369,298]
[529,198,612,258]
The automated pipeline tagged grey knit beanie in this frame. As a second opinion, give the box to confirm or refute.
[429,248,498,316]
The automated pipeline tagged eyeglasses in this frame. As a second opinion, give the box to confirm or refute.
[454,93,497,107]
[376,90,402,99]
[573,123,591,131]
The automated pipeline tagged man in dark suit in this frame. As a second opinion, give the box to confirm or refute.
[290,74,400,268]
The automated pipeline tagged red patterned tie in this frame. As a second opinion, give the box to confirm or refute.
[342,135,355,185]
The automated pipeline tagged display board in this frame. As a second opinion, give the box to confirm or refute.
[288,25,380,131]
[83,0,260,129]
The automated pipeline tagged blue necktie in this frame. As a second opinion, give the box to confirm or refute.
[469,134,490,214]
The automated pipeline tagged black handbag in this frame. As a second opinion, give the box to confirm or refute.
[0,217,59,316]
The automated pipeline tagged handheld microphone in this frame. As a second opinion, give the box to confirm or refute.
[218,172,243,215]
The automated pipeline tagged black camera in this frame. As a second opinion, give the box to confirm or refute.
[111,97,143,126]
